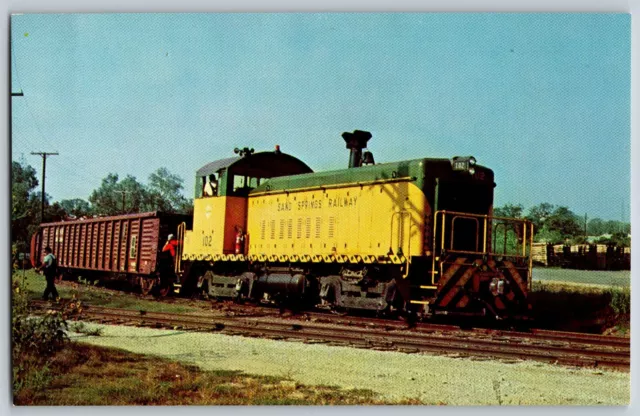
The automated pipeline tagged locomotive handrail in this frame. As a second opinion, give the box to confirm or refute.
[175,222,186,275]
[431,210,534,286]
[390,210,411,256]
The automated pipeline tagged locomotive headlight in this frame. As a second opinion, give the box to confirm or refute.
[468,167,476,175]
[468,157,477,166]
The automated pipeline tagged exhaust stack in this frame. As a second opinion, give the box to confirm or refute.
[342,130,372,168]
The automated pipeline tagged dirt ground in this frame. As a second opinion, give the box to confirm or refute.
[70,323,629,405]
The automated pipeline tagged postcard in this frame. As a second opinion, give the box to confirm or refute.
[10,13,630,405]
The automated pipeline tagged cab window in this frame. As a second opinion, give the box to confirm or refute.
[232,175,261,195]
[202,174,219,197]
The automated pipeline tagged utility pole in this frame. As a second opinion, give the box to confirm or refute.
[584,213,588,239]
[114,190,131,214]
[30,152,59,223]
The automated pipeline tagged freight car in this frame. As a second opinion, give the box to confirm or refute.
[31,211,190,296]
[176,131,534,320]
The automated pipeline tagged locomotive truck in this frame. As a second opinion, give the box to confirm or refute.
[31,130,533,319]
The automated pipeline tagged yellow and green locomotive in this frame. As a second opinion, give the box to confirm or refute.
[177,130,533,319]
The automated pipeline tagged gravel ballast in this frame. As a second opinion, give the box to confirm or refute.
[71,323,629,405]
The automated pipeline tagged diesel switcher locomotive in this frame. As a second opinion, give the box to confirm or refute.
[33,130,533,320]
[178,130,533,319]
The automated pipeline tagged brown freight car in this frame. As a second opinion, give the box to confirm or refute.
[30,212,190,295]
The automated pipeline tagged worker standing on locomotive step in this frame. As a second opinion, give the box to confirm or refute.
[37,246,59,301]
[162,234,180,284]
[162,234,179,258]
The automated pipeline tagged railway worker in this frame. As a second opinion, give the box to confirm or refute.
[203,174,218,197]
[162,234,179,261]
[37,246,59,301]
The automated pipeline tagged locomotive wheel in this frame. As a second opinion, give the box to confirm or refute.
[140,278,155,296]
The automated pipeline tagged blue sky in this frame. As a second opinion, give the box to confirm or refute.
[11,13,630,220]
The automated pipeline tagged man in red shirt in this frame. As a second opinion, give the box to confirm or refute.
[162,234,179,258]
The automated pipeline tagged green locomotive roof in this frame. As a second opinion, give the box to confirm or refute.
[249,158,435,195]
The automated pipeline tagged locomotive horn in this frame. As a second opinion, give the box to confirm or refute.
[342,130,372,168]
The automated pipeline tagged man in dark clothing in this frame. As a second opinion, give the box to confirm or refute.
[37,246,59,301]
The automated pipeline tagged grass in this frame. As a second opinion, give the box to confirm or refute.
[14,342,422,405]
[14,269,202,314]
[532,268,630,288]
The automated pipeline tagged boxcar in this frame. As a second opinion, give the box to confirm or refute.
[30,211,190,295]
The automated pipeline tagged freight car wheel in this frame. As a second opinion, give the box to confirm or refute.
[155,280,172,298]
[139,277,155,296]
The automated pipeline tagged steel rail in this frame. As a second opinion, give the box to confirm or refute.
[31,302,629,371]
[30,299,629,349]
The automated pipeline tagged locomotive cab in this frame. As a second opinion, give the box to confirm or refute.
[182,149,313,263]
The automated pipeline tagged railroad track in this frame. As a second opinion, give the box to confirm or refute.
[31,300,629,371]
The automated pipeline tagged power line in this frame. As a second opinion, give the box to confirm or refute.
[12,48,125,193]
[12,47,96,184]
[31,152,59,223]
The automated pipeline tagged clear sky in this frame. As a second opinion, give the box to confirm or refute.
[10,13,630,221]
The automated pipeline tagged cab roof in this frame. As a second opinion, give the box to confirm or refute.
[195,151,313,179]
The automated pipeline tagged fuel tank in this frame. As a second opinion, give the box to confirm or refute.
[249,273,308,300]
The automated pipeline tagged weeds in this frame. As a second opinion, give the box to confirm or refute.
[606,286,630,316]
[12,276,70,400]
[77,276,99,286]
[531,281,631,334]
[70,322,103,337]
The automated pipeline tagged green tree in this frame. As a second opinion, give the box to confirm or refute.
[59,198,91,218]
[587,218,606,236]
[493,203,524,218]
[547,206,583,238]
[526,202,554,232]
[89,173,151,215]
[11,160,41,250]
[147,168,192,214]
[44,201,69,223]
[89,169,192,216]
[527,203,582,242]
[610,231,631,247]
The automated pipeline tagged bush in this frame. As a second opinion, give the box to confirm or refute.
[607,286,631,316]
[12,277,69,397]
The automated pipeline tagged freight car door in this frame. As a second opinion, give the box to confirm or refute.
[139,218,160,275]
[125,217,160,275]
[126,219,142,273]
